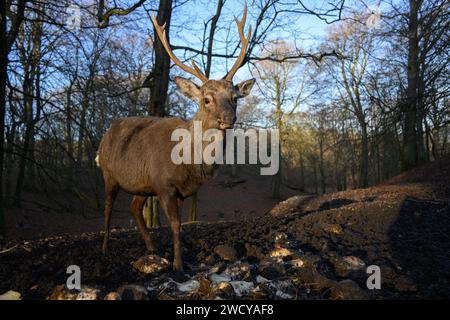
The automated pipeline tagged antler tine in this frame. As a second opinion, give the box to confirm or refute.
[225,1,252,81]
[151,13,208,83]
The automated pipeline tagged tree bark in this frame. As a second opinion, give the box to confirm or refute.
[0,0,7,233]
[149,0,173,117]
[402,0,422,170]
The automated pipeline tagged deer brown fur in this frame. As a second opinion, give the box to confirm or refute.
[97,3,255,272]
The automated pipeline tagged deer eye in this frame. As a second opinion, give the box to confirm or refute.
[204,97,211,105]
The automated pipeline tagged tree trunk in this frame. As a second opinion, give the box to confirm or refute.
[149,0,173,117]
[402,0,421,170]
[0,0,7,233]
[359,123,369,188]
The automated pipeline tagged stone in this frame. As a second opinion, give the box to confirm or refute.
[132,255,170,274]
[197,277,213,296]
[75,287,99,300]
[272,280,295,300]
[214,245,237,261]
[176,280,200,293]
[245,243,265,260]
[213,281,235,299]
[209,273,232,284]
[223,261,252,280]
[209,262,226,274]
[117,284,148,300]
[330,280,369,300]
[331,255,365,277]
[288,258,305,268]
[0,290,21,300]
[258,259,286,280]
[104,292,121,300]
[295,268,337,291]
[274,232,289,246]
[47,285,99,300]
[269,247,294,260]
[229,281,254,297]
[269,195,307,216]
[204,254,216,265]
[250,283,272,299]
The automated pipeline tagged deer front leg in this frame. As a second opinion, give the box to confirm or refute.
[159,192,183,273]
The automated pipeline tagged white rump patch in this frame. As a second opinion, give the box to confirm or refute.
[95,153,100,167]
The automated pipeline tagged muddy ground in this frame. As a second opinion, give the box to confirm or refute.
[0,157,449,300]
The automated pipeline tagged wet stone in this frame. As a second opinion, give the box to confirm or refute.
[0,290,21,300]
[331,255,366,277]
[258,259,286,280]
[132,255,170,274]
[104,292,121,300]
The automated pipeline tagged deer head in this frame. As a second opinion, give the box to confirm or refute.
[152,2,255,130]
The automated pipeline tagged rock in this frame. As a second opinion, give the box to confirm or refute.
[394,276,417,292]
[323,223,343,235]
[132,255,170,274]
[175,280,200,293]
[269,247,294,260]
[330,280,369,300]
[0,290,21,300]
[117,284,148,300]
[209,262,226,274]
[272,280,295,300]
[47,285,99,300]
[210,273,232,284]
[331,255,366,277]
[223,261,252,280]
[274,232,289,247]
[269,195,308,216]
[250,283,272,299]
[295,268,336,291]
[197,277,213,296]
[213,281,235,299]
[104,292,121,300]
[256,275,270,283]
[229,281,254,297]
[342,256,366,270]
[75,287,99,300]
[258,259,286,280]
[288,258,305,268]
[204,254,216,265]
[47,285,78,300]
[214,245,237,261]
[245,243,265,260]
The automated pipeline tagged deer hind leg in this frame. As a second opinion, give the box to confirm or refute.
[102,183,118,255]
[130,195,156,252]
[159,192,183,272]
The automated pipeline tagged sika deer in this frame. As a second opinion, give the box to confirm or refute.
[97,3,255,272]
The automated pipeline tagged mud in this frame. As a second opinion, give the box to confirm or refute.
[1,157,449,300]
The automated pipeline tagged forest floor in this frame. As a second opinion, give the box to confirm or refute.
[0,157,449,300]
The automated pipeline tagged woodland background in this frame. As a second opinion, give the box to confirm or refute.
[0,0,448,234]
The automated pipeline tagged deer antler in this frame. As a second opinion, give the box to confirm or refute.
[151,14,208,83]
[224,1,252,81]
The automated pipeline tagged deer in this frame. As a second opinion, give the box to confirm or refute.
[96,3,255,273]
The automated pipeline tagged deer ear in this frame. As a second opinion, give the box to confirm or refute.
[175,77,201,101]
[235,78,256,98]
